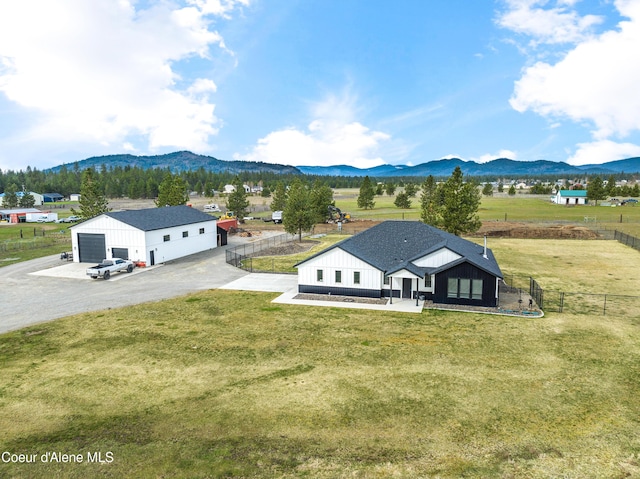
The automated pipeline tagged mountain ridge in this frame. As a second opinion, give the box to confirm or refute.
[48,151,640,177]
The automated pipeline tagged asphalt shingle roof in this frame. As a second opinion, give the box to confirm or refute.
[105,205,216,231]
[298,221,502,278]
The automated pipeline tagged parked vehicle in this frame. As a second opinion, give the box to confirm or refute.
[272,211,283,224]
[204,204,221,212]
[622,198,638,205]
[86,258,135,280]
[67,215,81,222]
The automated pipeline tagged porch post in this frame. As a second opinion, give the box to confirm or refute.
[389,276,393,304]
[416,278,419,306]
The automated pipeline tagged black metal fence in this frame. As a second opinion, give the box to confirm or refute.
[502,272,640,316]
[614,230,640,251]
[226,232,305,272]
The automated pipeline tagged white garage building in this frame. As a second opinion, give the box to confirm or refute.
[70,205,217,265]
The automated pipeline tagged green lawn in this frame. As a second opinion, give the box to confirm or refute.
[0,223,71,266]
[2,240,640,478]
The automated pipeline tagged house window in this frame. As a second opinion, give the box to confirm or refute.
[384,276,390,285]
[472,279,483,300]
[447,278,484,300]
[354,271,360,284]
[163,234,170,242]
[199,228,205,234]
[317,269,323,282]
[335,270,342,283]
[182,231,189,238]
[424,275,432,287]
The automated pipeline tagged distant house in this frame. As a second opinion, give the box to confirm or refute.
[295,221,503,307]
[551,190,587,205]
[43,193,64,203]
[223,184,251,194]
[0,191,44,206]
[70,205,217,264]
[70,193,81,201]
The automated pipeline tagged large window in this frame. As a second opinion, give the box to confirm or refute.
[354,271,361,284]
[335,270,342,283]
[448,278,484,300]
[317,269,323,282]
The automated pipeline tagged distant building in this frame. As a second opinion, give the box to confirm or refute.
[43,193,64,202]
[0,191,44,206]
[551,190,587,205]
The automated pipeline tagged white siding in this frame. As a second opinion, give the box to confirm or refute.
[298,248,382,289]
[72,216,216,264]
[144,221,216,264]
[413,248,461,268]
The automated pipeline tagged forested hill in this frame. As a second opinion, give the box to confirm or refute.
[49,151,302,175]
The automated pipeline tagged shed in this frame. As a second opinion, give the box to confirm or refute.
[551,190,587,205]
[295,221,503,307]
[70,205,217,264]
[43,193,64,202]
[0,208,43,223]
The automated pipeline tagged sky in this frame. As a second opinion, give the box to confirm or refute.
[1,0,640,172]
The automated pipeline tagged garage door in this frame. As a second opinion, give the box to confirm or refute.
[112,248,129,260]
[77,233,106,263]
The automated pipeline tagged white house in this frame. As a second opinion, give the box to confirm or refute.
[223,184,251,194]
[70,205,217,265]
[551,190,587,205]
[296,221,503,307]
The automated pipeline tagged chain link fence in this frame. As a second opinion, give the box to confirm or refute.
[226,232,306,272]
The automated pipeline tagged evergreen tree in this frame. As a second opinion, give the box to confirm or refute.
[357,176,376,209]
[18,191,36,208]
[204,181,215,198]
[261,186,271,198]
[156,174,188,207]
[420,175,441,226]
[632,184,640,198]
[482,183,493,196]
[440,167,481,236]
[309,180,334,223]
[283,178,314,241]
[3,183,19,208]
[394,191,412,209]
[375,183,384,196]
[384,180,396,196]
[508,185,516,195]
[587,176,606,205]
[72,168,110,219]
[404,182,418,197]
[497,182,504,193]
[606,175,617,196]
[271,181,287,211]
[226,176,250,221]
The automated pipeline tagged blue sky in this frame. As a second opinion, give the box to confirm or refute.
[1,0,640,171]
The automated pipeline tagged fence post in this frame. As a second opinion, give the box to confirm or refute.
[559,292,564,313]
[603,294,607,316]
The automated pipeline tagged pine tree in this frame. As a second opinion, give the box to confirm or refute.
[18,191,36,208]
[72,168,110,219]
[357,176,376,209]
[271,181,287,211]
[3,183,19,208]
[309,180,334,223]
[156,174,188,207]
[384,180,396,196]
[606,175,617,197]
[482,183,493,196]
[283,178,314,241]
[226,176,250,221]
[587,176,606,206]
[508,185,516,196]
[394,191,412,209]
[420,175,441,226]
[440,166,481,236]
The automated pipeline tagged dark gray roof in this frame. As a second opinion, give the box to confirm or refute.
[105,205,216,231]
[297,221,502,278]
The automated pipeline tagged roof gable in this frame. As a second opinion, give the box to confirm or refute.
[297,221,502,278]
[103,205,216,231]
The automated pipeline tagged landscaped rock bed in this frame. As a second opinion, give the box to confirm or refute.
[294,293,388,305]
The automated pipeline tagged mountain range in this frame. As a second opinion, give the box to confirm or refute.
[50,151,640,178]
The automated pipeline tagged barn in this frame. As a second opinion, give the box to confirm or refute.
[70,205,217,265]
[551,190,587,205]
[295,221,503,307]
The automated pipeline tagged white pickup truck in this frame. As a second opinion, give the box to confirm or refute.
[86,258,135,280]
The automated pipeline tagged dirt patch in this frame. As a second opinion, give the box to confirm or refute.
[250,240,319,258]
[475,221,600,240]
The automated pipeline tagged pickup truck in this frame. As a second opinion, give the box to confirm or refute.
[86,258,135,280]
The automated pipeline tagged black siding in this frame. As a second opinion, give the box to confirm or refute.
[434,261,498,307]
[299,285,382,298]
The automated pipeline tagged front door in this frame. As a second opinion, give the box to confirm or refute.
[402,278,412,299]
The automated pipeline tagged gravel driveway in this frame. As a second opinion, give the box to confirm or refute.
[0,240,251,334]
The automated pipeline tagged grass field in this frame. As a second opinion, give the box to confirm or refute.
[2,240,640,478]
[0,223,71,266]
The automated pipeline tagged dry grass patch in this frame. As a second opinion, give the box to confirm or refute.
[2,285,640,477]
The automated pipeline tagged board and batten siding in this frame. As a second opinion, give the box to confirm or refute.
[413,248,461,268]
[298,248,381,290]
[72,216,146,263]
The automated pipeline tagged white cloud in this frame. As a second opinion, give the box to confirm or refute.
[0,0,243,158]
[472,150,518,163]
[567,140,640,165]
[496,0,603,46]
[235,93,391,168]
